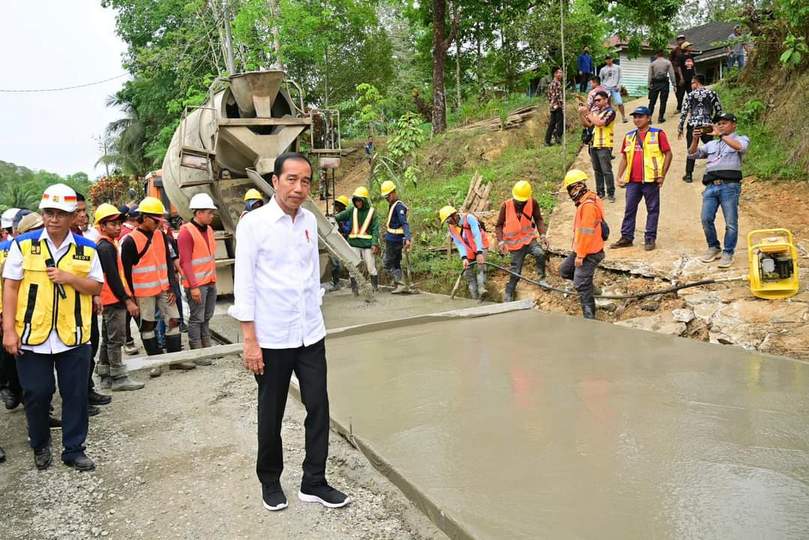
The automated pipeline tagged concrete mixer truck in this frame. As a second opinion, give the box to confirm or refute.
[158,70,369,296]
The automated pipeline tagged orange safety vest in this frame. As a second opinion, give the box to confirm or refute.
[96,230,133,306]
[449,214,490,260]
[502,199,537,252]
[572,192,605,256]
[180,222,217,288]
[129,229,170,297]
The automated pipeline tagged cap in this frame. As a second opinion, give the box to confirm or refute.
[676,34,686,40]
[714,112,737,123]
[1,208,21,228]
[17,212,44,234]
[12,209,32,230]
[630,106,652,117]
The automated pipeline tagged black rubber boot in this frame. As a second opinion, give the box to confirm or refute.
[142,337,162,356]
[581,299,597,320]
[165,334,182,354]
[535,254,547,280]
[370,275,379,292]
[350,277,359,296]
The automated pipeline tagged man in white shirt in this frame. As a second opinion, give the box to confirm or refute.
[229,152,350,512]
[599,55,627,123]
[2,184,104,472]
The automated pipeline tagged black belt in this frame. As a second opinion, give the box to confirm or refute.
[704,178,741,186]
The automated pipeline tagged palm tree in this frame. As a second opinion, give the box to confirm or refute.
[98,95,151,176]
[0,183,39,211]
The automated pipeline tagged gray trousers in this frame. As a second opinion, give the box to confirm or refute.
[186,283,217,347]
[590,147,615,198]
[559,250,605,317]
[506,240,546,295]
[99,305,127,378]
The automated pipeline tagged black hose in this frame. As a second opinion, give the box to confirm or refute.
[455,261,746,300]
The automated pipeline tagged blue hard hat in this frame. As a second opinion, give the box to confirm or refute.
[630,106,652,117]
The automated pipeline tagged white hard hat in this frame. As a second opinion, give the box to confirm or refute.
[39,184,78,213]
[188,193,218,210]
[1,208,21,228]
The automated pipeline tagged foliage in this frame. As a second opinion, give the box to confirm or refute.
[87,176,141,207]
[0,161,93,213]
[355,83,385,136]
[779,35,808,69]
[372,112,427,190]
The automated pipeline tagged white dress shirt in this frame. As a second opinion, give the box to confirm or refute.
[228,196,325,349]
[3,229,104,354]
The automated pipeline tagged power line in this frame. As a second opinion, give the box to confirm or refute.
[0,73,128,94]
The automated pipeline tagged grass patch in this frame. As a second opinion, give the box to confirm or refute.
[715,82,806,180]
[447,94,540,128]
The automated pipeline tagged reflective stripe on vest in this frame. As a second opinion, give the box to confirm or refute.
[130,229,170,297]
[386,200,404,235]
[502,199,536,251]
[449,215,490,260]
[96,232,132,306]
[180,222,217,288]
[572,195,605,255]
[14,232,94,347]
[593,116,615,148]
[349,207,374,240]
[623,128,665,183]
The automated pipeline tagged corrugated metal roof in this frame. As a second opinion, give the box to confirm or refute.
[619,53,652,96]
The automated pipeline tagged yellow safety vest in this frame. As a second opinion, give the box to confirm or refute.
[386,200,404,235]
[623,128,665,183]
[13,231,96,347]
[349,207,375,240]
[592,111,615,149]
[0,241,9,312]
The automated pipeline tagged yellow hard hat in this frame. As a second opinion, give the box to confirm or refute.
[562,169,589,190]
[138,196,166,216]
[438,205,457,225]
[244,188,263,202]
[512,180,532,202]
[94,203,123,223]
[335,195,350,207]
[352,186,370,199]
[380,180,397,196]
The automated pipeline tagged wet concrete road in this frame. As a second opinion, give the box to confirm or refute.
[324,310,809,539]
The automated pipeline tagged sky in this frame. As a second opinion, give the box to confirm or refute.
[0,0,128,178]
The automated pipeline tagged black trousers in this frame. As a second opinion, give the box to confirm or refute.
[545,108,564,145]
[0,347,21,397]
[685,126,714,175]
[255,339,329,489]
[647,80,670,121]
[675,85,690,112]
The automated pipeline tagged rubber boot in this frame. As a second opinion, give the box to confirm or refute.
[390,270,405,294]
[350,277,359,297]
[581,298,597,320]
[467,277,480,300]
[201,336,212,348]
[142,337,162,356]
[503,284,515,303]
[371,275,379,292]
[535,253,547,280]
[477,270,488,300]
[111,374,145,392]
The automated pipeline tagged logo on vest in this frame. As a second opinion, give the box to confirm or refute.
[31,244,41,255]
[73,254,91,261]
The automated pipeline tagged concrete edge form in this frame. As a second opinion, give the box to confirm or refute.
[289,379,474,540]
[126,299,534,375]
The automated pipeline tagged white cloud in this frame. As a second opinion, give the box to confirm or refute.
[0,0,128,178]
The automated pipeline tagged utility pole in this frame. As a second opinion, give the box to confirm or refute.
[221,0,237,74]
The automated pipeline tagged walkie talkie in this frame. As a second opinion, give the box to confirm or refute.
[45,258,67,299]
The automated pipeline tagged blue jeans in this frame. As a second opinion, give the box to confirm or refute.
[701,182,741,254]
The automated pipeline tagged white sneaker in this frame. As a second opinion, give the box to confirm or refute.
[718,252,734,268]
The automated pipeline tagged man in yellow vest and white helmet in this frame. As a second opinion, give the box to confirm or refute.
[380,180,412,294]
[177,193,218,353]
[335,186,379,294]
[2,184,104,471]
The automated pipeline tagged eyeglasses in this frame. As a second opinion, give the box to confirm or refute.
[42,209,72,220]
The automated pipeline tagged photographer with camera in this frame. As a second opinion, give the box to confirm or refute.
[688,112,749,269]
[678,74,723,183]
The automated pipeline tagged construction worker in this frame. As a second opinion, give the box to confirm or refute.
[72,192,110,413]
[380,181,412,294]
[329,195,351,290]
[496,181,547,302]
[93,204,145,392]
[242,188,265,218]
[2,184,104,471]
[1,208,20,241]
[335,186,379,294]
[440,206,489,300]
[559,170,606,320]
[120,197,193,375]
[578,90,617,202]
[612,106,673,251]
[118,205,139,240]
[177,193,218,354]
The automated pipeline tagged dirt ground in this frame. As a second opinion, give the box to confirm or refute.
[0,355,446,540]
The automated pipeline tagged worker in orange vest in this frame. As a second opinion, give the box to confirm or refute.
[559,170,606,319]
[93,204,145,391]
[177,193,218,355]
[496,180,547,302]
[120,197,194,375]
[439,206,489,300]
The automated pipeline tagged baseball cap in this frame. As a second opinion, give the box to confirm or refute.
[630,106,652,117]
[714,112,737,123]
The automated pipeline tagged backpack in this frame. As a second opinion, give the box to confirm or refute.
[581,199,609,241]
